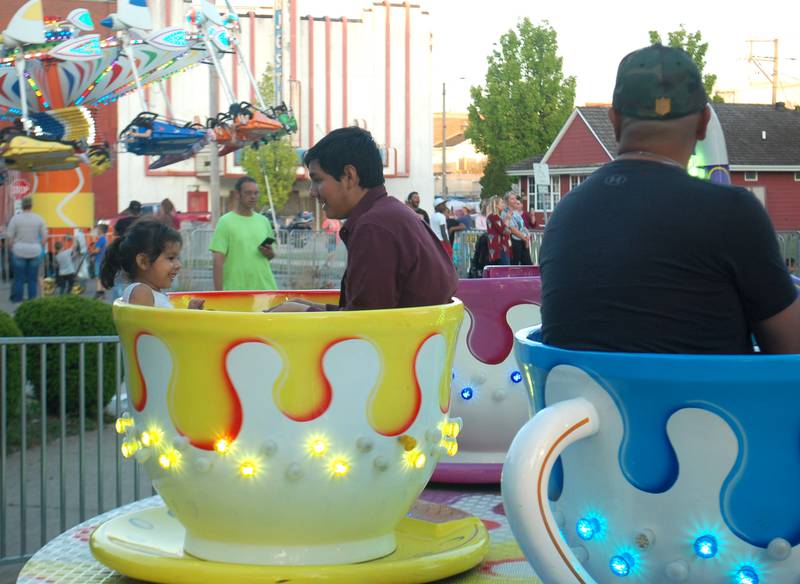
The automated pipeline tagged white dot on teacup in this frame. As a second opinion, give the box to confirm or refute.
[373,456,390,472]
[470,372,487,385]
[134,446,152,464]
[355,437,373,453]
[172,435,190,451]
[767,537,792,561]
[285,463,304,481]
[260,440,278,457]
[425,427,442,443]
[571,545,588,564]
[192,456,213,473]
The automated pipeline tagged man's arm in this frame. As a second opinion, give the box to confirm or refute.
[212,251,225,291]
[753,297,800,354]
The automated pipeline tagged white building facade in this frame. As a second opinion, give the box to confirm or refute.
[116,0,434,215]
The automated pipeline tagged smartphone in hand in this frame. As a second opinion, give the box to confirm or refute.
[260,236,276,248]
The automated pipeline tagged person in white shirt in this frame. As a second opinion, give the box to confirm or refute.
[6,197,48,302]
[54,239,76,295]
[430,197,448,242]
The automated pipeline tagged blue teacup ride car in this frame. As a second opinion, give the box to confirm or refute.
[503,325,800,584]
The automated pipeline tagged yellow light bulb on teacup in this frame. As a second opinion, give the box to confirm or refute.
[140,427,163,448]
[158,448,182,470]
[115,415,134,434]
[306,434,329,458]
[121,440,140,458]
[328,456,350,478]
[403,448,427,470]
[239,459,258,479]
[214,437,231,455]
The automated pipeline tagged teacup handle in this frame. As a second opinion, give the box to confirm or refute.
[502,397,600,584]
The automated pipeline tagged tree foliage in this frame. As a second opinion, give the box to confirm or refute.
[239,67,299,211]
[648,26,723,102]
[466,19,575,197]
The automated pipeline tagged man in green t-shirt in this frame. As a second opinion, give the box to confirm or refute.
[210,176,278,290]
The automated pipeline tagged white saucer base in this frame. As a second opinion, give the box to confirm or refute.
[184,531,398,566]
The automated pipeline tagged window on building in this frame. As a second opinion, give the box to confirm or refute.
[745,186,766,206]
[528,174,562,211]
[569,175,588,190]
[794,171,800,182]
[550,175,561,209]
[744,171,759,182]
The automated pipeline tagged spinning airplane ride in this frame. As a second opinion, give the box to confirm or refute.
[0,0,296,227]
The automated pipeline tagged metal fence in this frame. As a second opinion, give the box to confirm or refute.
[177,227,348,291]
[3,228,800,290]
[0,336,151,564]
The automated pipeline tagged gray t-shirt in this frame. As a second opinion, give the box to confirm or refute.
[55,249,76,276]
[7,211,47,259]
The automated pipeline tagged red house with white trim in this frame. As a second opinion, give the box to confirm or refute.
[508,103,800,230]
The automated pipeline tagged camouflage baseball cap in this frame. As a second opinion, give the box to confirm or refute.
[612,44,707,120]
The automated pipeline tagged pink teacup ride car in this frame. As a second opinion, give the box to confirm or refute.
[432,268,541,483]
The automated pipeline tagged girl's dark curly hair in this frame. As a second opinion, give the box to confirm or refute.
[100,217,181,289]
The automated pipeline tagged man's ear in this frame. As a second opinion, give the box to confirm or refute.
[608,108,623,142]
[342,164,360,189]
[695,105,712,141]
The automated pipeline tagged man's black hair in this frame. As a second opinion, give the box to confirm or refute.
[235,176,258,191]
[303,127,385,188]
[407,191,419,202]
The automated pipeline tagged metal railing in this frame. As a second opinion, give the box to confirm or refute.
[177,227,348,291]
[0,336,151,564]
[3,228,799,289]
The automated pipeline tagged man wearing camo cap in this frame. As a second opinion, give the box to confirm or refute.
[540,44,800,354]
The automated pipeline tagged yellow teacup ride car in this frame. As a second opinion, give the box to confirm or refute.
[92,290,489,584]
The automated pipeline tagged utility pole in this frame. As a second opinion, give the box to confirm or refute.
[773,38,779,106]
[747,39,780,105]
[209,66,221,224]
[441,82,447,197]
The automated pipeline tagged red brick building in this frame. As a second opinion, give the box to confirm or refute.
[508,103,800,230]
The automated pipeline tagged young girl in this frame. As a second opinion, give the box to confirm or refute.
[100,217,202,309]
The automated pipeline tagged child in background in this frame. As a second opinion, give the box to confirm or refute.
[91,224,109,299]
[100,218,203,309]
[54,238,77,295]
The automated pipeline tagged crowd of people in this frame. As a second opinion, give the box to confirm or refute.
[6,43,800,356]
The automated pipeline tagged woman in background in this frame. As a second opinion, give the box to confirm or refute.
[157,198,181,230]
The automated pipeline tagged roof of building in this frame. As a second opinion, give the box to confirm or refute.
[577,106,618,156]
[508,102,800,172]
[505,153,544,172]
[714,103,800,166]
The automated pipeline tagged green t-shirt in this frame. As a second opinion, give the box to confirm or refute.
[209,211,278,290]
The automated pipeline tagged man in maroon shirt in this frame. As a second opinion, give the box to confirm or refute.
[272,127,457,311]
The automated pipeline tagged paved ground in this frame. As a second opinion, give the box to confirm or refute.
[0,564,22,584]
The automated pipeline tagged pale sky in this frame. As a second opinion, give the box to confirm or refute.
[297,0,800,111]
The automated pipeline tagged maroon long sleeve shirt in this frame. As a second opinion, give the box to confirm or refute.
[335,186,458,310]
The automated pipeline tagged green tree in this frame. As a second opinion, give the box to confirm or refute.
[466,19,575,196]
[648,26,723,102]
[239,67,299,211]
